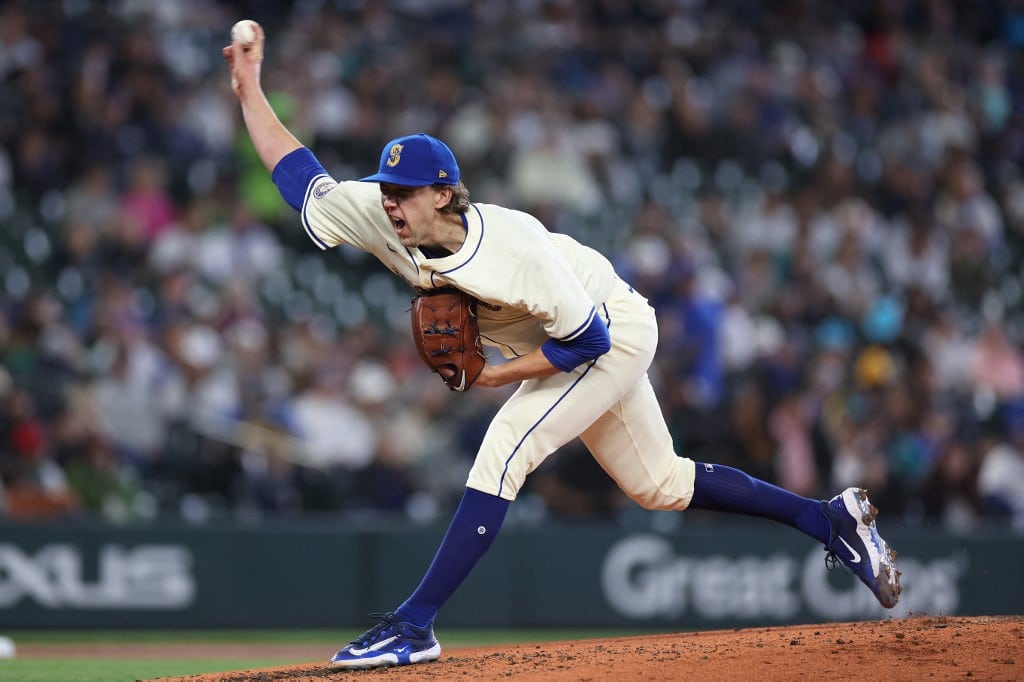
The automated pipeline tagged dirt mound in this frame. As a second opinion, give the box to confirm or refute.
[159,615,1021,681]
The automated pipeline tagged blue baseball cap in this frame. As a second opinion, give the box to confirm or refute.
[359,133,460,186]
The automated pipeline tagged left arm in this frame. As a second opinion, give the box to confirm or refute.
[474,312,611,388]
[474,348,561,388]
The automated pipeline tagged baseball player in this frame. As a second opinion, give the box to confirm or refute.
[224,24,900,670]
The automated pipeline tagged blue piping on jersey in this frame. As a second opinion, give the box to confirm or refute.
[481,335,521,358]
[495,298,615,496]
[300,173,331,250]
[434,204,485,276]
[402,245,419,271]
[559,307,596,341]
[496,360,596,498]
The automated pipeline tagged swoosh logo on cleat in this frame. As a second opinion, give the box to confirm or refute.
[348,636,398,656]
[838,537,861,564]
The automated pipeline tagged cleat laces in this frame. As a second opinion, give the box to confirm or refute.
[351,612,399,647]
[823,547,839,572]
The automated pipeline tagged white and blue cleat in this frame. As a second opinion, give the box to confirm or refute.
[824,487,902,609]
[327,611,441,670]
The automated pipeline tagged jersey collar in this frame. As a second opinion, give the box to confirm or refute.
[419,204,483,277]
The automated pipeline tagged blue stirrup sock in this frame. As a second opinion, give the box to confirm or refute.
[395,487,510,628]
[687,463,831,544]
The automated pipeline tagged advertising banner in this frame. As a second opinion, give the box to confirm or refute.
[0,520,1018,629]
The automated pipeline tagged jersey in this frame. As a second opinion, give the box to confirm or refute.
[301,178,615,359]
[297,174,696,506]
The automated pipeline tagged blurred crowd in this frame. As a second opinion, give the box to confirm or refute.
[1,0,1024,532]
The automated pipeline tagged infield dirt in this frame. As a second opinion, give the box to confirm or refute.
[149,614,1020,681]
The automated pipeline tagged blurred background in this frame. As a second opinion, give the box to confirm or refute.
[1,0,1023,547]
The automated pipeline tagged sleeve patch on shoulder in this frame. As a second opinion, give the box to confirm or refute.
[312,180,336,199]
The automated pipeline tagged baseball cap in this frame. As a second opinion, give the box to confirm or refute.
[360,133,460,186]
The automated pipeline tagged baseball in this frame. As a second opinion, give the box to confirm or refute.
[231,19,258,46]
[0,636,15,659]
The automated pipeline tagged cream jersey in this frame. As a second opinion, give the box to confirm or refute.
[300,177,618,358]
[287,167,695,508]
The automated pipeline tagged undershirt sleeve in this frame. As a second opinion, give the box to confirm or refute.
[540,310,611,372]
[271,147,329,212]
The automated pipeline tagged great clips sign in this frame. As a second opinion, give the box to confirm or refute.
[600,534,968,623]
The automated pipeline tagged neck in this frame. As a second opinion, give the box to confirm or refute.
[426,213,466,255]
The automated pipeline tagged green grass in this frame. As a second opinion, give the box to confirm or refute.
[4,629,351,645]
[7,627,655,644]
[0,628,661,681]
[0,658,300,682]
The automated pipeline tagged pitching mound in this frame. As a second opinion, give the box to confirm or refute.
[162,615,1021,681]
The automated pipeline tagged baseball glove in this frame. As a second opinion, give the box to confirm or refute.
[411,288,486,391]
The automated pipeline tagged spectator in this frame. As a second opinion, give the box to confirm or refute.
[118,157,178,243]
[977,434,1024,527]
[968,320,1024,403]
[915,439,982,531]
[0,1,1021,527]
[64,434,141,523]
[0,395,79,521]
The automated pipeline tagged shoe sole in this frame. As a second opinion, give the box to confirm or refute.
[848,488,902,608]
[326,642,441,670]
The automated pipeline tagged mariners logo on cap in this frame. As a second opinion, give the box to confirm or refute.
[386,143,403,168]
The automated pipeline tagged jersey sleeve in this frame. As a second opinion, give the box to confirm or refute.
[508,236,604,343]
[269,147,387,251]
[299,178,392,252]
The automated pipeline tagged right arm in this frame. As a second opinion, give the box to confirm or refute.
[224,22,390,255]
[223,21,302,173]
[223,22,332,213]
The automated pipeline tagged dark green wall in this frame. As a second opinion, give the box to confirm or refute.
[0,519,1018,629]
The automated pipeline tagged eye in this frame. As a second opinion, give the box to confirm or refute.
[382,187,413,202]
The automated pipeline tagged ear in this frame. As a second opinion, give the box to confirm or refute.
[433,186,453,210]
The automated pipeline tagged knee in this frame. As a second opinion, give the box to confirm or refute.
[622,480,687,511]
[628,490,685,511]
[622,459,696,511]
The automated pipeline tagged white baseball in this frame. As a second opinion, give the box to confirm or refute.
[231,20,258,46]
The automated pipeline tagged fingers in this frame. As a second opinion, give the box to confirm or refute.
[223,45,240,92]
[229,38,249,62]
[253,22,265,57]
[223,20,264,66]
[224,22,265,96]
[237,21,264,63]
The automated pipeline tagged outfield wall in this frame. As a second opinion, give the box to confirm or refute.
[0,519,1020,629]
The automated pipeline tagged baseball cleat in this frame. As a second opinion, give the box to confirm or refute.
[824,487,902,608]
[327,611,441,670]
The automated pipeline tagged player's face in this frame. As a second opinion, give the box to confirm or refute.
[379,183,444,247]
